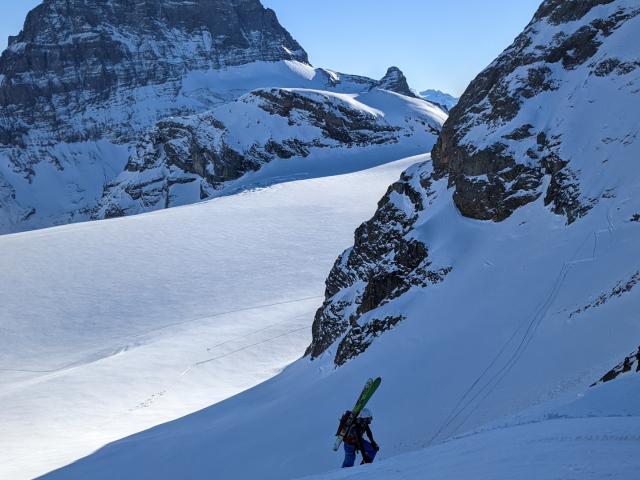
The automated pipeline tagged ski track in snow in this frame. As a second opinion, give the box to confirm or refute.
[430,202,624,444]
[0,155,421,480]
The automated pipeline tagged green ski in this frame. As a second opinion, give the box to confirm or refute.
[333,377,382,451]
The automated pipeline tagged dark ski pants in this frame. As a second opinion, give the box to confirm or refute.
[342,440,377,467]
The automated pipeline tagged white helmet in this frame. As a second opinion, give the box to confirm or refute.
[360,408,373,420]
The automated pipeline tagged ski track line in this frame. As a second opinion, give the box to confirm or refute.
[129,317,311,410]
[70,315,313,449]
[192,325,310,368]
[447,231,596,436]
[449,229,604,435]
[430,230,599,444]
[0,295,323,375]
[448,262,572,437]
[180,314,312,375]
[428,263,569,445]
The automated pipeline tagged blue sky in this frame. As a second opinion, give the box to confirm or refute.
[0,0,541,96]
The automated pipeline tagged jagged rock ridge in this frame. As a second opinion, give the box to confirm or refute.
[306,159,452,365]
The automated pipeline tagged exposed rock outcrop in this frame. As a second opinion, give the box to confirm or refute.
[378,66,419,98]
[591,346,640,386]
[0,0,307,144]
[95,87,445,218]
[431,0,639,224]
[306,160,451,365]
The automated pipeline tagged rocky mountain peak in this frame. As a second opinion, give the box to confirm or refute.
[0,0,312,233]
[378,66,418,98]
[0,0,307,143]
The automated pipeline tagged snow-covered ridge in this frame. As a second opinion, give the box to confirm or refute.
[94,86,445,219]
[419,89,459,111]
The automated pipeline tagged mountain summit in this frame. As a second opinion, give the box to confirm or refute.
[378,66,418,98]
[0,0,307,144]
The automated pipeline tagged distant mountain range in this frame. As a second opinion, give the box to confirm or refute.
[419,89,459,111]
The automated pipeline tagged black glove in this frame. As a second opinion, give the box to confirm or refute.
[371,442,379,451]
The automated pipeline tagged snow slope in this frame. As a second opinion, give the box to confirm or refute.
[0,156,419,480]
[94,85,445,219]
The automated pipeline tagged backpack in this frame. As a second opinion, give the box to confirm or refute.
[336,411,359,445]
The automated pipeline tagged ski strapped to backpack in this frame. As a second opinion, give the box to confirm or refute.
[333,376,381,451]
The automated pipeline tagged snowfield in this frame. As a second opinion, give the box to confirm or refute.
[36,153,640,480]
[0,155,421,480]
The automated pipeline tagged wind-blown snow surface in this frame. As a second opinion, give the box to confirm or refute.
[0,156,419,480]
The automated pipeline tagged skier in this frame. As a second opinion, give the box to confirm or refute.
[340,408,379,467]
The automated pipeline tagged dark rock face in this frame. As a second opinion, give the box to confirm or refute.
[431,0,639,224]
[591,346,640,386]
[534,0,615,25]
[253,89,398,146]
[0,0,307,145]
[306,161,452,364]
[378,66,419,98]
